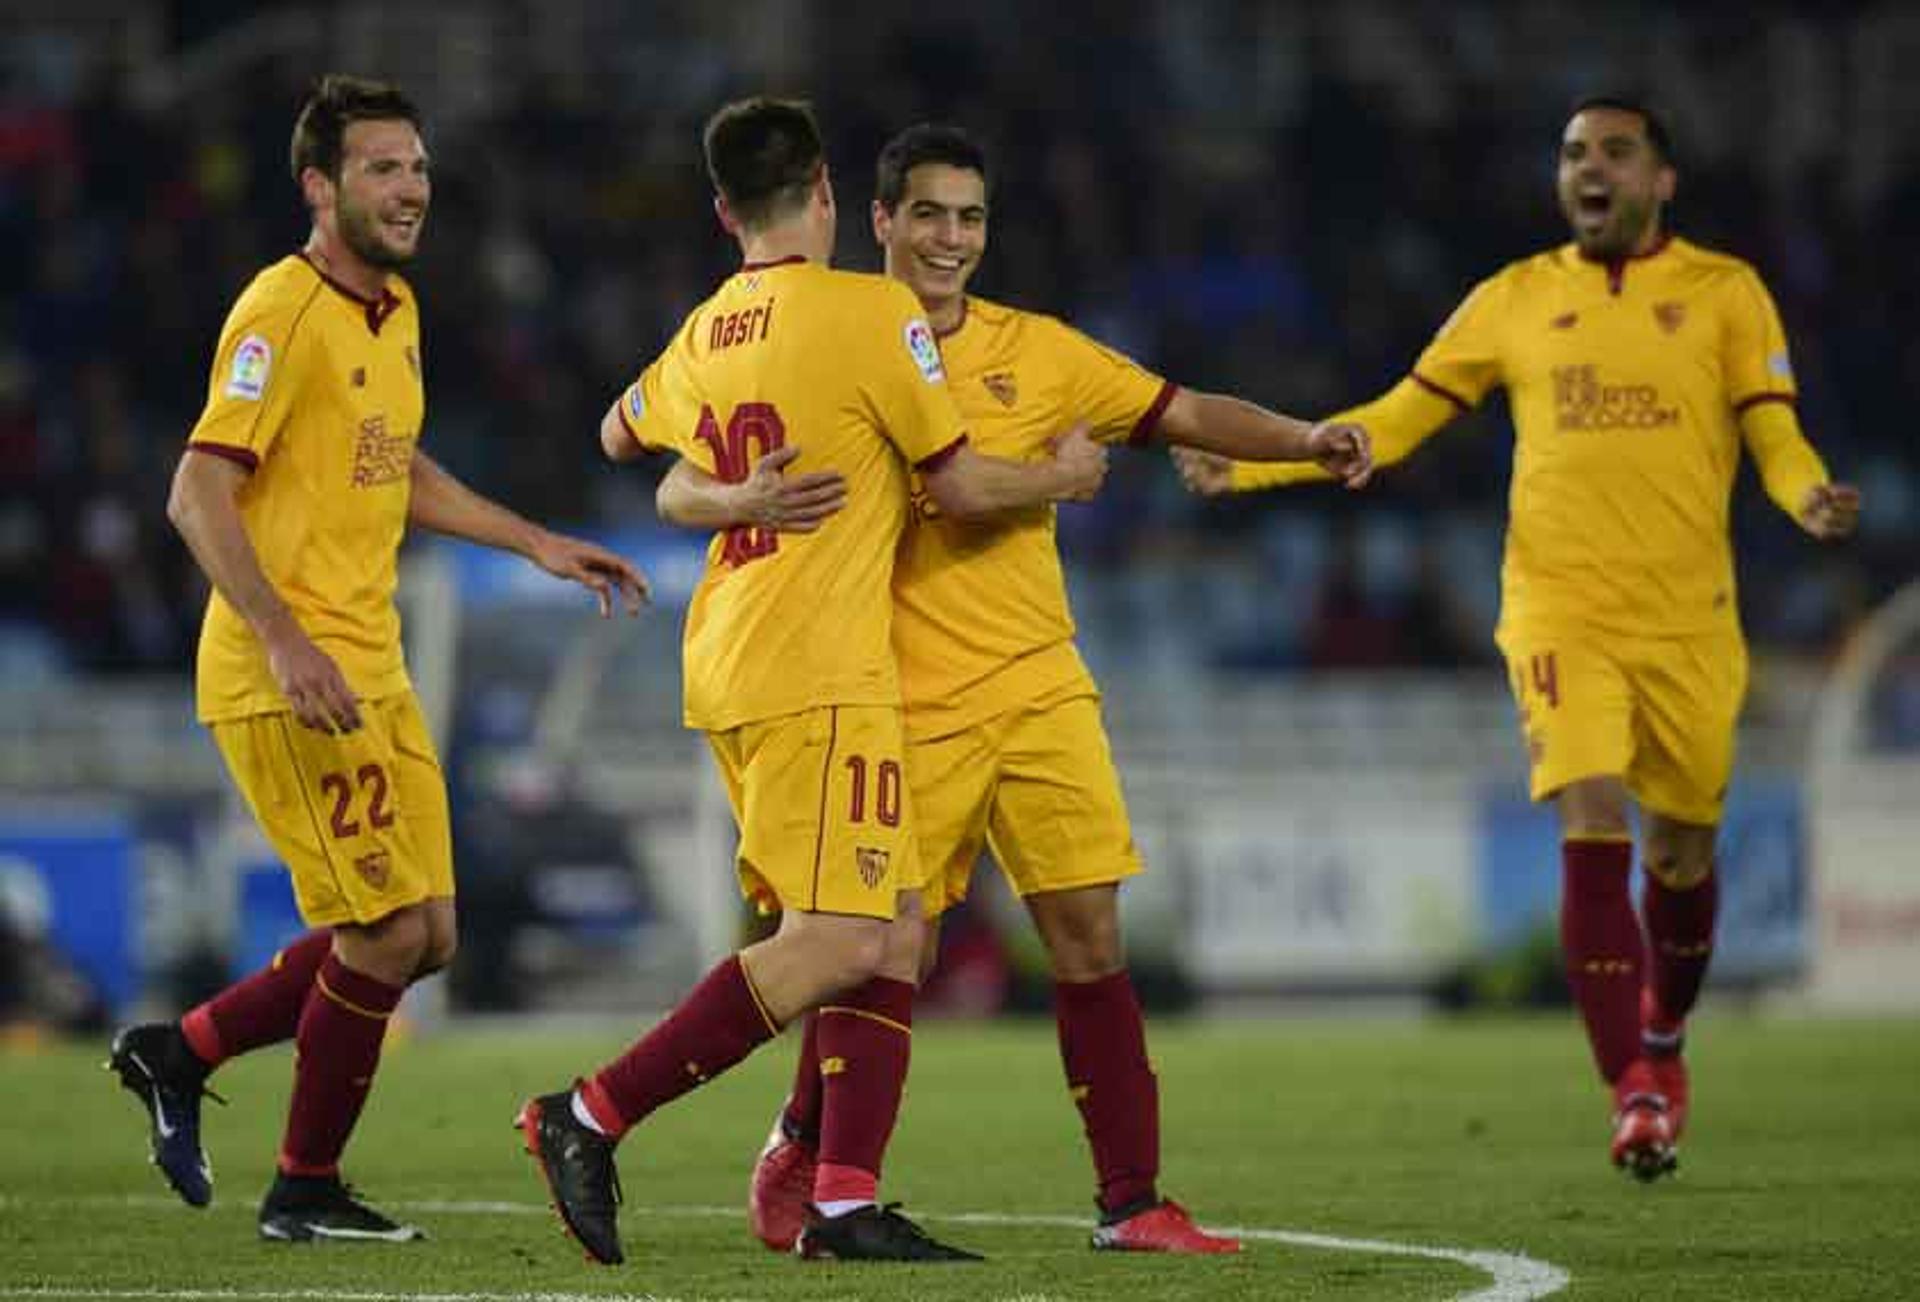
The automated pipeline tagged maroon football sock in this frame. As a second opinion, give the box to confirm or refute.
[181,930,332,1069]
[1057,971,1160,1215]
[1642,867,1718,1027]
[782,1010,824,1141]
[1561,839,1644,1086]
[810,977,914,1203]
[580,955,779,1140]
[278,953,403,1176]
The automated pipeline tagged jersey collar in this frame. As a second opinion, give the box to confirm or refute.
[933,296,969,340]
[1579,232,1673,295]
[297,251,404,334]
[739,254,809,272]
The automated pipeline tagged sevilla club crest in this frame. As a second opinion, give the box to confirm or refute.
[855,846,890,890]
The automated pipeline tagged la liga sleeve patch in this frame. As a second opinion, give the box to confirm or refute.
[225,334,272,401]
[904,318,945,383]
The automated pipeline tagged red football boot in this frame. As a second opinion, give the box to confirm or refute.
[1610,1059,1678,1183]
[748,1109,816,1253]
[1091,1199,1242,1254]
[1640,986,1690,1139]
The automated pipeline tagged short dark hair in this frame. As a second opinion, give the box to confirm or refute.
[290,74,420,185]
[875,124,989,213]
[1569,95,1675,165]
[702,97,825,231]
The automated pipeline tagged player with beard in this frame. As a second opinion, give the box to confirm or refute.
[659,123,1370,1253]
[107,74,648,1242]
[1178,97,1861,1180]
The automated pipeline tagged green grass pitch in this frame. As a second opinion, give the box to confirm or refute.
[4,1014,1919,1300]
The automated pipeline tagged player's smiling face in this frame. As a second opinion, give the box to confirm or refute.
[332,118,431,270]
[875,163,987,311]
[1556,108,1673,260]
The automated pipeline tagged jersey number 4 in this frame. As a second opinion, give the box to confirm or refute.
[694,401,786,566]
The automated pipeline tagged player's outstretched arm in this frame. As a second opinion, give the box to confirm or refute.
[168,450,362,734]
[656,448,848,534]
[921,424,1108,520]
[1174,375,1461,497]
[407,451,649,617]
[1157,389,1373,488]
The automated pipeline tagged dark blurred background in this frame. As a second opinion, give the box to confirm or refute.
[6,0,1916,678]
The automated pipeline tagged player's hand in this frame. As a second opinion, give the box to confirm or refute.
[529,531,651,618]
[1047,423,1109,502]
[1171,447,1234,497]
[264,621,362,734]
[1798,482,1862,540]
[1307,420,1374,489]
[737,444,847,534]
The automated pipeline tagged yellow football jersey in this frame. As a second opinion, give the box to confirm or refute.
[1238,237,1824,641]
[1418,237,1817,637]
[187,254,424,723]
[891,296,1174,739]
[618,258,968,731]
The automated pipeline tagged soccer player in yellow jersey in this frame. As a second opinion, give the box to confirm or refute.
[663,124,1370,1255]
[518,99,1108,1268]
[1178,97,1862,1180]
[105,75,648,1243]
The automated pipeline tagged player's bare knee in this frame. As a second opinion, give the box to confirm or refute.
[821,920,889,992]
[1033,895,1124,981]
[878,914,926,984]
[414,933,458,980]
[1643,830,1716,889]
[338,905,431,985]
[1644,817,1718,889]
[1556,778,1631,840]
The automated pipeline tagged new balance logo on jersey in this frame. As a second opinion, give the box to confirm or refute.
[1550,312,1578,331]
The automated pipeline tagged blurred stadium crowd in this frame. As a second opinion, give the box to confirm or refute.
[5,1,1917,679]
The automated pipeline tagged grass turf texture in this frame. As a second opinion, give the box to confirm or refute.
[4,1016,1919,1300]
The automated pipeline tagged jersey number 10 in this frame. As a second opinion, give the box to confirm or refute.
[694,402,787,566]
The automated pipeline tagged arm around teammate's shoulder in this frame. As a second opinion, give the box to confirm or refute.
[656,448,847,535]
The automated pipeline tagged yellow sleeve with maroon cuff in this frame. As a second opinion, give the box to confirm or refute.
[1044,316,1175,446]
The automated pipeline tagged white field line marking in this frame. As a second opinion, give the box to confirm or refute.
[3,1197,1570,1302]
